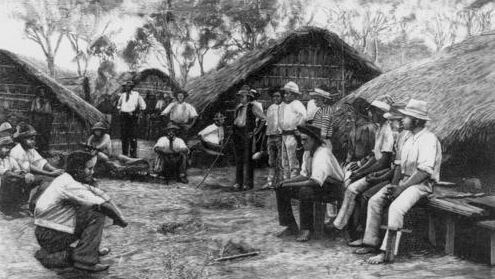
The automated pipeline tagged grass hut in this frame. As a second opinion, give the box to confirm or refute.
[185,26,381,128]
[0,49,105,151]
[335,33,495,182]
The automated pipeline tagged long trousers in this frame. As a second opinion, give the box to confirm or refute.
[31,113,53,153]
[120,113,138,157]
[276,182,341,231]
[334,177,371,229]
[232,127,254,188]
[266,135,282,184]
[35,207,105,266]
[363,181,431,250]
[281,134,299,180]
[155,152,188,178]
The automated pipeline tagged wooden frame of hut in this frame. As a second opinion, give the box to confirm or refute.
[185,26,382,128]
[0,49,105,151]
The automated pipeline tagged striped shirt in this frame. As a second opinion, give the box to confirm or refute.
[312,105,335,139]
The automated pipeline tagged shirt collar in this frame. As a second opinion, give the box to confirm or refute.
[412,127,428,141]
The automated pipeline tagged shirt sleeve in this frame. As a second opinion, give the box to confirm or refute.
[416,134,439,177]
[29,149,47,170]
[162,102,174,115]
[198,125,215,137]
[116,94,123,110]
[252,103,265,120]
[138,94,147,111]
[63,181,107,207]
[295,101,307,125]
[188,104,198,118]
[311,151,330,186]
[380,127,394,153]
[175,138,188,150]
[300,152,309,177]
[154,137,169,150]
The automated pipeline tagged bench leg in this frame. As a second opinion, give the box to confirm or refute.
[313,202,325,240]
[428,213,436,247]
[445,215,455,255]
[490,232,495,266]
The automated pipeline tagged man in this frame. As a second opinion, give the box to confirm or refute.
[355,99,442,264]
[197,112,226,155]
[116,80,146,158]
[275,124,344,242]
[30,86,53,154]
[161,90,198,139]
[232,86,265,191]
[309,88,339,148]
[34,151,127,272]
[279,81,307,180]
[154,123,190,184]
[262,89,285,189]
[0,134,37,214]
[332,96,394,232]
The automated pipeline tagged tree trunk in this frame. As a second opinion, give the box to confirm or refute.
[198,53,205,76]
[46,55,56,77]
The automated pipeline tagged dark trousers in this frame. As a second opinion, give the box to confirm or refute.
[0,175,36,213]
[276,182,341,231]
[35,206,105,266]
[31,113,53,153]
[232,127,254,188]
[120,113,138,157]
[156,152,188,179]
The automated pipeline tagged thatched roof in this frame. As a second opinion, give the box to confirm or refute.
[110,68,182,96]
[185,26,382,114]
[337,33,495,151]
[0,49,105,126]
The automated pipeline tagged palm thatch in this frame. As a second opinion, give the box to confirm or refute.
[110,68,182,96]
[336,33,495,153]
[0,49,105,126]
[185,26,382,114]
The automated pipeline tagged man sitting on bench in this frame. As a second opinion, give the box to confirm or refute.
[354,99,442,264]
[275,124,344,242]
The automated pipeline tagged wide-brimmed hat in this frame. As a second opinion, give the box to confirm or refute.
[398,99,431,121]
[384,102,407,120]
[0,122,13,134]
[165,123,180,131]
[0,135,14,147]
[213,112,226,121]
[91,122,108,131]
[309,88,339,100]
[297,124,322,142]
[14,123,38,139]
[371,95,394,112]
[236,85,254,98]
[281,81,300,95]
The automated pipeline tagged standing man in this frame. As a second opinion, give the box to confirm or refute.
[161,90,198,139]
[279,81,306,180]
[355,99,442,264]
[232,86,265,191]
[30,86,53,155]
[309,88,339,148]
[116,80,146,158]
[275,124,344,242]
[262,89,285,189]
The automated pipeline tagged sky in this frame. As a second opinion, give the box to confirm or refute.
[0,0,490,78]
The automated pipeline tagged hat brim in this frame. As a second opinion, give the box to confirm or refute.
[15,131,38,139]
[91,127,107,131]
[397,109,431,121]
[371,100,391,112]
[0,139,15,147]
[309,92,337,100]
[297,125,322,142]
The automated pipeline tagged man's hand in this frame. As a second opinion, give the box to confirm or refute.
[385,184,403,200]
[24,173,35,184]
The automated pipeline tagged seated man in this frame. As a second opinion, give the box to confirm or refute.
[355,99,442,264]
[196,112,226,155]
[153,123,189,184]
[0,134,37,214]
[34,151,127,272]
[275,124,344,242]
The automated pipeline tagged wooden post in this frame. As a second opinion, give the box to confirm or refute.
[490,232,495,266]
[445,215,455,255]
[313,202,325,240]
[428,213,437,247]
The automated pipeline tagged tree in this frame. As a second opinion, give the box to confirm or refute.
[16,0,70,77]
[424,14,458,52]
[122,28,153,71]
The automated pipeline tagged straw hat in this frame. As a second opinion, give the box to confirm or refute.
[281,81,300,95]
[91,122,108,131]
[371,95,394,112]
[236,85,254,98]
[14,123,38,139]
[309,88,339,100]
[0,135,14,148]
[398,99,431,121]
[384,102,407,120]
[297,124,322,142]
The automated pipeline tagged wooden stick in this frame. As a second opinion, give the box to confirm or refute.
[380,225,412,233]
[214,251,259,262]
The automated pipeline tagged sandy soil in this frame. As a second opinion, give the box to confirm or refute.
[1,167,495,279]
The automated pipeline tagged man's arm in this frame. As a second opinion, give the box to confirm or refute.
[282,177,319,188]
[116,94,123,111]
[96,201,127,227]
[138,95,147,111]
[161,102,175,116]
[355,152,392,177]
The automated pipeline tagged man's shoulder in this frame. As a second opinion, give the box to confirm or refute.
[9,143,24,156]
[419,129,440,143]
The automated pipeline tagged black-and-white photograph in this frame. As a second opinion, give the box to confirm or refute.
[1,0,495,278]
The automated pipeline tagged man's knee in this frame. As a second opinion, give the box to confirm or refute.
[388,200,407,221]
[298,186,315,201]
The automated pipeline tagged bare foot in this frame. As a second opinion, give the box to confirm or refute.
[276,226,298,237]
[347,238,363,247]
[296,230,311,242]
[367,252,386,264]
[354,246,376,254]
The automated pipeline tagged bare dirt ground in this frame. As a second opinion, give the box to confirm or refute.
[2,165,495,279]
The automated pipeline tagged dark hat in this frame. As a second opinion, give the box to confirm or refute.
[297,124,322,142]
[14,123,38,139]
[237,85,254,98]
[250,89,260,99]
[173,90,189,99]
[165,123,180,131]
[91,122,108,131]
[0,135,14,147]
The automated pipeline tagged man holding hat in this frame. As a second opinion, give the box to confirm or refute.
[279,81,307,180]
[309,87,340,148]
[161,90,198,139]
[275,124,343,242]
[197,112,226,155]
[154,123,190,184]
[232,85,265,191]
[333,95,395,233]
[355,99,442,264]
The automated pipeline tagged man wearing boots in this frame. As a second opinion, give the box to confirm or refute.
[275,124,343,242]
[153,123,190,184]
[34,151,127,272]
[116,80,146,157]
[354,99,442,264]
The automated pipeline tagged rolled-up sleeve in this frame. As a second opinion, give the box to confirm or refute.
[416,134,438,176]
[310,152,330,186]
[63,183,106,207]
[29,149,47,170]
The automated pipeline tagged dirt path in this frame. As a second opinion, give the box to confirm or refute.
[1,167,495,278]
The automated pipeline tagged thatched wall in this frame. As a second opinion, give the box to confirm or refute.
[0,50,105,151]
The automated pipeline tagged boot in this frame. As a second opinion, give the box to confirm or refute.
[333,190,357,230]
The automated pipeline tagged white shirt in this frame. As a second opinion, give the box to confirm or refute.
[280,100,306,131]
[198,124,224,145]
[266,103,285,135]
[306,99,319,121]
[117,91,146,113]
[300,145,344,186]
[400,128,442,182]
[393,130,412,165]
[34,173,110,234]
[0,156,21,175]
[154,136,188,153]
[373,121,394,160]
[10,143,47,172]
[162,102,198,124]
